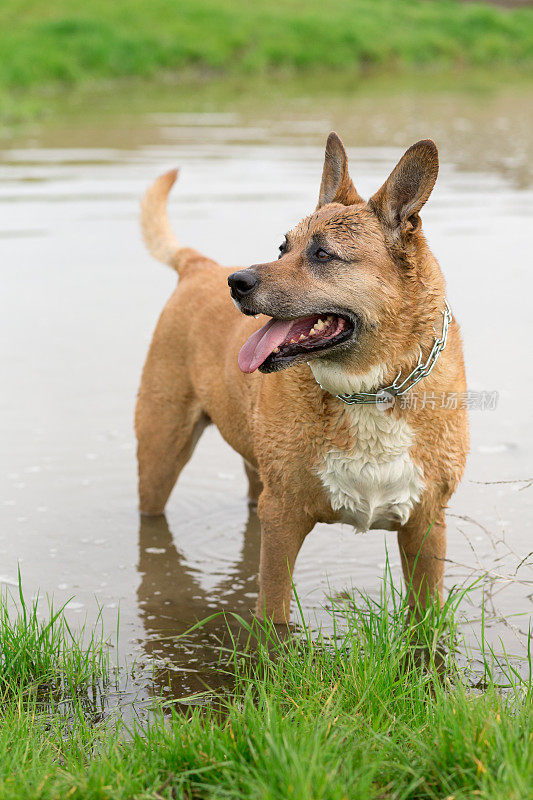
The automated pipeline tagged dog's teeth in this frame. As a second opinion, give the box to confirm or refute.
[253,314,259,319]
[310,328,318,335]
[273,347,280,353]
[299,334,306,341]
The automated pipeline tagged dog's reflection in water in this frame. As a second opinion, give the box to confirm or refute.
[137,513,449,701]
[137,505,261,700]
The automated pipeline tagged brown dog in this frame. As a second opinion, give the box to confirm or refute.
[136,133,469,623]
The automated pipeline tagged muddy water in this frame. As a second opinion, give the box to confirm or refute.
[1,79,532,700]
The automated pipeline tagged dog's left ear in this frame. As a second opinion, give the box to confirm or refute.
[317,132,364,208]
[369,139,439,238]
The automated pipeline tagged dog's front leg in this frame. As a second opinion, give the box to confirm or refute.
[397,508,446,611]
[255,491,314,624]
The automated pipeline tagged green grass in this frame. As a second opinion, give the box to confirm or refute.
[1,0,533,122]
[0,572,111,704]
[0,571,531,799]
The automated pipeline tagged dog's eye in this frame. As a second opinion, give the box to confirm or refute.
[315,248,330,261]
[278,242,286,259]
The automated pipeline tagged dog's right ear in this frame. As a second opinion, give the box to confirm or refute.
[368,140,439,239]
[317,132,363,209]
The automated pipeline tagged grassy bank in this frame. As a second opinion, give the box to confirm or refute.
[0,575,110,699]
[0,576,531,799]
[1,0,533,122]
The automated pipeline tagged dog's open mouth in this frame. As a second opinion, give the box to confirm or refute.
[238,313,354,373]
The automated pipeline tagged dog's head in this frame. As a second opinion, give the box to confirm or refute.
[229,133,442,389]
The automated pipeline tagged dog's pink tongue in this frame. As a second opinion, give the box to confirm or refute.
[238,318,294,373]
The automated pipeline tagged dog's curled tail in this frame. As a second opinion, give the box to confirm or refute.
[141,169,188,273]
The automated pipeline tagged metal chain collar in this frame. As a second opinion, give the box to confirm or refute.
[310,301,452,406]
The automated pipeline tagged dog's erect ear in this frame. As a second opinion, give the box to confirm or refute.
[317,132,364,209]
[369,140,439,237]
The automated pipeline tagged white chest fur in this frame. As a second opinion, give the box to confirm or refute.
[318,404,424,532]
[311,360,425,533]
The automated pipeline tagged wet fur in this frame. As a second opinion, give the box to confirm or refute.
[135,134,469,622]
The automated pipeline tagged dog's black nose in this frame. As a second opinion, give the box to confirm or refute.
[228,270,259,299]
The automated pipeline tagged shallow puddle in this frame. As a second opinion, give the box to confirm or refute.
[1,76,532,702]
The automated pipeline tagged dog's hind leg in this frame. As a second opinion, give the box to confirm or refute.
[135,320,209,517]
[243,460,262,508]
[136,393,209,516]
